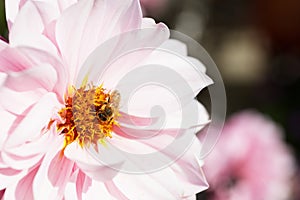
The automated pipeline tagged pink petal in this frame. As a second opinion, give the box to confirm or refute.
[4,0,20,28]
[88,38,211,117]
[0,72,6,87]
[2,133,56,170]
[163,100,210,130]
[65,180,120,200]
[9,1,57,56]
[18,47,68,99]
[118,112,158,126]
[76,23,169,89]
[89,129,201,175]
[0,167,27,190]
[64,142,121,182]
[4,64,57,92]
[32,138,70,199]
[48,152,74,189]
[111,138,208,199]
[0,47,33,72]
[112,171,180,199]
[3,166,38,200]
[1,152,42,171]
[172,156,208,196]
[141,17,164,28]
[171,137,208,193]
[43,20,58,50]
[0,87,45,115]
[159,39,207,73]
[0,110,15,147]
[55,0,143,82]
[104,181,129,200]
[57,0,78,11]
[112,125,174,141]
[4,92,60,148]
[75,170,92,200]
[116,100,209,136]
[160,39,188,56]
[30,1,60,24]
[136,41,212,96]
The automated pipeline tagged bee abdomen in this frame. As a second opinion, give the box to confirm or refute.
[98,112,108,121]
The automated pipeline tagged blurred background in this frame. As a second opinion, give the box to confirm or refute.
[0,0,299,199]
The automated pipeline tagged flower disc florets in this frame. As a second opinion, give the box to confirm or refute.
[50,84,120,153]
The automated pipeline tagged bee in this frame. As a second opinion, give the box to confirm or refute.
[97,90,120,123]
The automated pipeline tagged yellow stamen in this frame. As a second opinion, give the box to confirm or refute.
[48,83,120,154]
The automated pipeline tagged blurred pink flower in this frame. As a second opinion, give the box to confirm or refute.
[201,111,295,200]
[0,0,212,199]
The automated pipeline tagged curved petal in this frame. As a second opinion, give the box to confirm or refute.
[5,0,72,28]
[3,64,57,92]
[151,39,213,94]
[4,92,60,148]
[104,181,129,200]
[88,130,207,195]
[100,39,212,117]
[160,39,207,73]
[0,47,34,72]
[4,0,21,29]
[112,138,208,199]
[0,87,45,115]
[0,110,16,147]
[55,0,143,82]
[64,142,122,182]
[32,137,70,200]
[160,39,188,57]
[118,112,158,126]
[57,0,78,11]
[29,1,60,24]
[111,170,180,200]
[2,133,55,170]
[74,170,92,200]
[17,47,68,99]
[65,179,121,200]
[0,167,28,190]
[76,22,169,89]
[3,166,38,200]
[9,1,58,56]
[0,46,64,100]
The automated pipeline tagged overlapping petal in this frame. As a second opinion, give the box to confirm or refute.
[55,0,144,82]
[8,1,58,56]
[1,0,211,199]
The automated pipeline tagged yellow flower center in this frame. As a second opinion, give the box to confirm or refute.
[48,84,120,154]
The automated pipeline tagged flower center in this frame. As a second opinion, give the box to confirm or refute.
[49,84,120,153]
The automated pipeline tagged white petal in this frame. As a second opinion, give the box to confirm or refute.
[5,92,60,148]
[9,1,57,55]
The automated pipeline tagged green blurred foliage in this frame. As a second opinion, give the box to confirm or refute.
[0,0,7,39]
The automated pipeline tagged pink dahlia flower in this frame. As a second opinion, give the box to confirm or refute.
[202,111,295,200]
[0,0,213,199]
